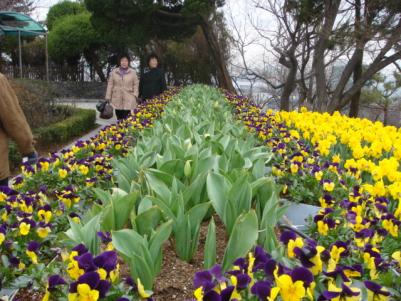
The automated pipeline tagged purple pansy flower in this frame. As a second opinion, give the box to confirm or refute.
[48,275,67,291]
[251,280,274,301]
[93,251,118,272]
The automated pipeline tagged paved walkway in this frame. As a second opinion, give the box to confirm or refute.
[58,98,118,125]
[58,99,118,150]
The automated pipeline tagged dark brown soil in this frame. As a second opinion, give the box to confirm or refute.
[119,217,228,301]
[11,289,42,301]
[153,217,227,301]
[12,217,227,301]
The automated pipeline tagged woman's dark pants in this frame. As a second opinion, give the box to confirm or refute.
[115,109,131,120]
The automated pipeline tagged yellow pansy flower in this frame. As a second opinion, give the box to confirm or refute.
[137,278,152,299]
[79,165,89,175]
[26,250,38,264]
[0,192,7,203]
[40,161,50,171]
[315,171,323,181]
[382,219,398,237]
[287,237,303,258]
[309,246,325,275]
[19,222,30,236]
[194,286,204,301]
[38,210,52,223]
[59,169,68,179]
[67,260,84,280]
[276,274,305,301]
[323,182,335,192]
[110,264,119,283]
[317,220,329,236]
[392,251,401,267]
[75,283,99,301]
[290,163,299,174]
[97,268,107,280]
[37,227,51,238]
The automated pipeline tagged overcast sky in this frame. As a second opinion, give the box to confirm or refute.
[32,0,56,21]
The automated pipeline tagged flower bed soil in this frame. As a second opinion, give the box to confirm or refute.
[12,217,228,301]
[153,217,227,301]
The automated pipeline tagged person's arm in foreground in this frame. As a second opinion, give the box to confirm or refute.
[0,74,35,156]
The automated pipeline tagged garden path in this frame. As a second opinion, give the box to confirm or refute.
[57,98,117,150]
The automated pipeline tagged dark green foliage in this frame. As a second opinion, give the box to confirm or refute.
[48,12,100,64]
[84,0,225,48]
[46,1,86,30]
[46,1,108,80]
[10,79,60,128]
[84,0,154,50]
[160,28,217,85]
[362,71,401,105]
[285,0,324,24]
[34,106,96,145]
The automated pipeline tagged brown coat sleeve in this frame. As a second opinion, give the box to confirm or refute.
[0,73,35,155]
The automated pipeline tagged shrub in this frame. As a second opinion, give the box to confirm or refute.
[9,107,96,170]
[35,106,96,144]
[10,79,70,129]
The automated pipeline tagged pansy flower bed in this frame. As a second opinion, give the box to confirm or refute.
[41,243,152,301]
[221,91,401,299]
[193,246,392,301]
[1,85,400,301]
[0,89,178,293]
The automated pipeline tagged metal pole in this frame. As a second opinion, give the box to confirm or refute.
[45,33,49,81]
[18,30,22,78]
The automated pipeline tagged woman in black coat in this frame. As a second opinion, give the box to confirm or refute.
[139,53,167,102]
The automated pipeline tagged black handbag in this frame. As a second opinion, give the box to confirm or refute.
[96,100,107,112]
[97,100,114,119]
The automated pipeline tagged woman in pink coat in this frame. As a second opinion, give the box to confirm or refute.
[105,54,139,120]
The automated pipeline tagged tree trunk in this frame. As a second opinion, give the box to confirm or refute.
[334,18,401,111]
[93,61,106,82]
[348,0,362,117]
[85,51,106,82]
[199,19,235,93]
[298,88,307,110]
[348,55,362,117]
[383,104,389,126]
[313,42,328,112]
[334,50,401,111]
[280,55,297,111]
[312,0,341,112]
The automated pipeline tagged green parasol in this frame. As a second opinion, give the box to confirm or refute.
[0,11,49,80]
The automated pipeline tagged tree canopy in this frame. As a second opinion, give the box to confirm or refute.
[46,1,86,30]
[48,12,99,63]
[84,0,234,91]
[83,0,225,48]
[47,2,107,81]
